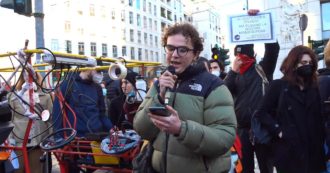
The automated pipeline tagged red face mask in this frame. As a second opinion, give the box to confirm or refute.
[237,54,256,75]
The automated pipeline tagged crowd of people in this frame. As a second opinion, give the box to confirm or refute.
[1,8,330,173]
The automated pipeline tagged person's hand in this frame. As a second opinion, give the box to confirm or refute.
[232,56,242,73]
[149,105,181,135]
[158,70,177,99]
[248,9,260,16]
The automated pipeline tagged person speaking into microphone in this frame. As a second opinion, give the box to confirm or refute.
[133,23,237,173]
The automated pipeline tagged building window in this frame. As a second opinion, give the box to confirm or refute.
[129,0,133,6]
[78,27,84,35]
[149,34,153,46]
[138,31,141,43]
[148,2,152,14]
[64,21,71,32]
[149,18,152,30]
[89,4,95,16]
[161,7,166,18]
[131,47,135,60]
[154,36,158,47]
[51,39,59,51]
[143,16,147,28]
[130,29,134,42]
[102,43,108,56]
[112,9,115,20]
[122,46,127,56]
[112,45,118,57]
[143,0,146,12]
[90,42,97,56]
[153,5,157,16]
[167,10,172,21]
[150,51,154,61]
[78,10,83,15]
[78,42,85,55]
[161,22,166,32]
[66,40,72,53]
[322,2,330,31]
[137,14,141,26]
[122,29,126,41]
[154,20,157,31]
[129,11,134,24]
[121,10,125,22]
[138,48,142,60]
[136,0,140,9]
[144,33,148,45]
[155,52,159,62]
[121,0,125,4]
[145,49,148,61]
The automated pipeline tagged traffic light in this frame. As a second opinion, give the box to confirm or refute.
[14,0,32,16]
[311,40,325,61]
[211,44,220,60]
[219,48,230,66]
[211,44,231,66]
[0,0,32,16]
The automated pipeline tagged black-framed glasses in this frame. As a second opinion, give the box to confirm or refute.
[164,45,194,57]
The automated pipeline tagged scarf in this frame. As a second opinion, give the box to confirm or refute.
[238,54,256,75]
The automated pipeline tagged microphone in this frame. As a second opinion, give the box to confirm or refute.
[164,66,176,105]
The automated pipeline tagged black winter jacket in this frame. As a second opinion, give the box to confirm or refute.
[257,79,326,173]
[319,68,330,158]
[224,42,280,128]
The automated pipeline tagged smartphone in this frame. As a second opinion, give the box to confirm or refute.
[148,106,170,117]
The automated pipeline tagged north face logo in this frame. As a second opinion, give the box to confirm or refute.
[189,83,202,92]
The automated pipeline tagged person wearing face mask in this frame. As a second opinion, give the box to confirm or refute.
[223,8,280,173]
[255,45,326,173]
[108,71,142,129]
[209,59,227,80]
[52,69,113,138]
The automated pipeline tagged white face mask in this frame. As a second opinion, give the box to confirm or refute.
[92,73,103,84]
[211,70,220,77]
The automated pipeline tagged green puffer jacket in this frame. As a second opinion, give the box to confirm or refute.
[134,65,237,173]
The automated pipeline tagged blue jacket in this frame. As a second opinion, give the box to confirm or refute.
[52,74,112,137]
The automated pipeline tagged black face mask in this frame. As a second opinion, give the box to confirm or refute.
[296,64,313,77]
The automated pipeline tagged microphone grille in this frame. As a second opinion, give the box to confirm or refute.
[167,66,175,75]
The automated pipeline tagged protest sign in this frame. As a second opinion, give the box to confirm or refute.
[228,12,275,44]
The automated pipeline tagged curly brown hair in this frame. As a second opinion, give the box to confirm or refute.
[280,45,318,87]
[162,23,203,55]
[324,40,330,68]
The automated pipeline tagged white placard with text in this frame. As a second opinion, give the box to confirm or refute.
[228,12,276,44]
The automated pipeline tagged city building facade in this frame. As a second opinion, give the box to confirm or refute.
[44,0,184,64]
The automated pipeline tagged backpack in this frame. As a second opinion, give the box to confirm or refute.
[250,65,271,145]
[255,64,269,96]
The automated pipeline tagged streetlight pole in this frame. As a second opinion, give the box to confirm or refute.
[34,0,44,63]
[246,0,249,10]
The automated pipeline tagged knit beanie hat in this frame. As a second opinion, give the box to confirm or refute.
[125,71,138,86]
[234,44,255,58]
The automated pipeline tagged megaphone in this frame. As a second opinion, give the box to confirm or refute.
[108,62,127,80]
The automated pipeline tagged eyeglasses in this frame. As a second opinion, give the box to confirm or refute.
[164,45,194,57]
